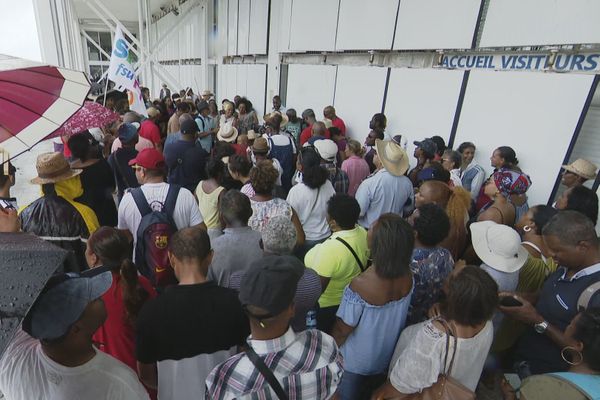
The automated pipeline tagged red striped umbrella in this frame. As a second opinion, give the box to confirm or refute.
[0,54,90,160]
[46,101,120,139]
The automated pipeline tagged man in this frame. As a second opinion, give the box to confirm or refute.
[0,149,17,209]
[251,137,284,186]
[264,113,296,192]
[163,119,209,191]
[314,138,349,194]
[117,148,205,255]
[208,189,263,287]
[441,149,463,187]
[136,227,249,399]
[364,113,386,173]
[355,139,414,228]
[561,158,597,189]
[0,272,149,399]
[206,256,343,399]
[141,87,152,108]
[502,211,600,374]
[195,100,216,152]
[323,105,346,136]
[159,83,171,101]
[306,121,331,146]
[139,107,162,147]
[201,89,214,102]
[167,102,190,135]
[329,126,347,165]
[164,113,194,148]
[271,94,287,113]
[408,138,437,187]
[108,123,141,202]
[300,109,330,145]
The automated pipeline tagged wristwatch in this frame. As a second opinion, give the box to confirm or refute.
[534,320,549,334]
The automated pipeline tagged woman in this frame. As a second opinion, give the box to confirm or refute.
[342,139,370,197]
[228,154,255,198]
[457,142,486,203]
[373,265,498,399]
[415,180,471,260]
[406,204,454,325]
[332,214,414,400]
[68,132,118,227]
[195,158,226,231]
[236,97,258,135]
[248,160,305,246]
[287,147,336,256]
[208,99,219,125]
[477,169,531,227]
[556,185,599,225]
[219,100,237,129]
[502,308,600,400]
[86,227,156,399]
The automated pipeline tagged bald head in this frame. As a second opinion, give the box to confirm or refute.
[311,121,327,137]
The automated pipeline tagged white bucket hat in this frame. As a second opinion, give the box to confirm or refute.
[470,221,528,273]
[217,123,238,143]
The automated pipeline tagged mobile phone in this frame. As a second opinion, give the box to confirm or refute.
[500,296,522,307]
[0,199,15,210]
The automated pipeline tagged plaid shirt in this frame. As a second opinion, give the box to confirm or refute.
[205,328,343,399]
[323,162,349,194]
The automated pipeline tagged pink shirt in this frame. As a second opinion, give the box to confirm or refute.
[111,136,155,153]
[341,155,370,196]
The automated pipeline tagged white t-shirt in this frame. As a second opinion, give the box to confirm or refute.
[389,320,493,393]
[250,155,284,186]
[118,182,204,257]
[0,330,149,400]
[286,180,335,241]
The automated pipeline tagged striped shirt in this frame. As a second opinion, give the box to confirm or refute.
[205,328,343,399]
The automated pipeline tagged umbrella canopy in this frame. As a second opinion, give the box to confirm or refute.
[46,101,120,139]
[0,233,67,357]
[0,54,90,160]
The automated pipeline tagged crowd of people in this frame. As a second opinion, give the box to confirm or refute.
[0,86,599,400]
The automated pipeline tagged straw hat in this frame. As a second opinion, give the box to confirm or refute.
[252,137,270,154]
[147,107,160,118]
[217,123,239,143]
[247,129,257,140]
[374,139,409,177]
[471,221,528,273]
[31,152,82,185]
[263,111,289,128]
[201,89,214,97]
[562,158,597,180]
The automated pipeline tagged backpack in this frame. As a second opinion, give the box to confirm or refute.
[131,185,181,289]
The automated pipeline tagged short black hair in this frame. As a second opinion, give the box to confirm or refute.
[574,308,600,371]
[530,205,558,235]
[371,113,387,131]
[431,136,446,157]
[543,210,599,246]
[566,186,599,225]
[67,132,91,160]
[327,194,360,230]
[457,142,476,154]
[228,154,253,177]
[446,266,499,327]
[370,214,414,279]
[301,109,315,120]
[176,102,190,112]
[300,148,328,189]
[220,189,252,225]
[328,127,342,138]
[413,204,450,246]
[0,162,16,187]
[205,157,225,181]
[169,227,211,262]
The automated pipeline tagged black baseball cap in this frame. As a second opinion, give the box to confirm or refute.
[239,256,304,319]
[181,119,200,135]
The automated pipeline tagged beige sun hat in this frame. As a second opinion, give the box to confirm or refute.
[374,139,409,177]
[562,158,597,181]
[247,129,257,140]
[263,111,289,128]
[201,89,214,97]
[31,152,82,185]
[217,123,239,143]
[471,221,529,273]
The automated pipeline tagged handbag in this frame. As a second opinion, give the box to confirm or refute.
[246,346,289,400]
[413,319,476,400]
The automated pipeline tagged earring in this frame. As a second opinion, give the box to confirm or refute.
[523,225,532,233]
[561,346,583,366]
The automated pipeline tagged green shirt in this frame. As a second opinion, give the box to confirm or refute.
[304,226,369,308]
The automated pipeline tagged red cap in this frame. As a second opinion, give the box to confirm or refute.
[128,148,165,170]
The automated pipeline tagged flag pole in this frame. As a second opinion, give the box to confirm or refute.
[102,76,110,107]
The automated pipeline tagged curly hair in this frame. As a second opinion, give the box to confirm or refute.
[413,204,450,246]
[249,160,279,195]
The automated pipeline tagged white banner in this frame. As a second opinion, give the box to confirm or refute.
[108,26,147,116]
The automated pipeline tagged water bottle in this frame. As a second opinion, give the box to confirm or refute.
[306,310,317,329]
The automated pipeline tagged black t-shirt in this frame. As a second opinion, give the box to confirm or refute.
[108,147,139,201]
[163,140,208,191]
[135,281,249,363]
[76,159,118,227]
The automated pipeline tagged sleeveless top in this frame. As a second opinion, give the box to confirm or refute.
[195,182,225,229]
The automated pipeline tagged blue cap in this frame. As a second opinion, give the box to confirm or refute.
[23,271,112,340]
[118,123,139,144]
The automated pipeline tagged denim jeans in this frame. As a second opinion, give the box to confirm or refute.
[338,370,386,400]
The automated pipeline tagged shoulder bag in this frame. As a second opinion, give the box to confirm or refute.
[246,346,289,400]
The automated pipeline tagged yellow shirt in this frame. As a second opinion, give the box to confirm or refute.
[304,226,369,308]
[195,182,224,229]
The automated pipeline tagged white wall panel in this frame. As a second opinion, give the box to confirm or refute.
[249,0,269,54]
[225,64,238,100]
[247,64,267,117]
[385,68,465,168]
[237,0,250,55]
[227,0,238,55]
[286,64,337,117]
[454,71,594,206]
[480,0,600,47]
[333,66,387,142]
[278,0,293,52]
[336,0,398,50]
[236,64,249,96]
[288,0,338,52]
[394,0,480,50]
